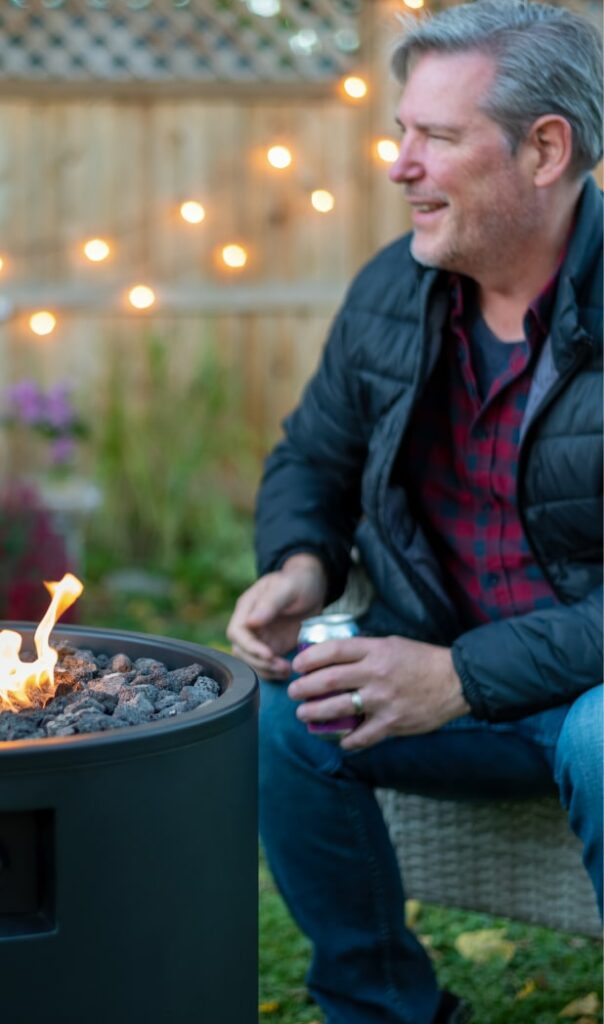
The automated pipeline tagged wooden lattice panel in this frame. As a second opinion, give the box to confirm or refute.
[0,0,362,83]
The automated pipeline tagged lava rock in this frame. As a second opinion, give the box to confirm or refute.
[113,694,155,725]
[109,653,132,673]
[154,692,180,711]
[134,658,166,676]
[87,675,127,710]
[163,664,206,693]
[118,684,159,706]
[181,678,221,702]
[156,701,189,719]
[45,716,77,737]
[70,712,110,734]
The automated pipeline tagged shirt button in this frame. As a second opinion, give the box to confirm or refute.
[487,572,500,587]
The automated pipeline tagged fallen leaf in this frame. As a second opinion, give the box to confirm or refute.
[454,928,516,964]
[559,993,600,1018]
[405,899,422,928]
[419,934,443,959]
[515,979,537,1000]
[259,1000,280,1014]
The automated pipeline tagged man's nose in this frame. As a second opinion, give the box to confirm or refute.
[388,138,423,184]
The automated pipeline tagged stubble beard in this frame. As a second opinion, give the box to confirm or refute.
[410,193,541,279]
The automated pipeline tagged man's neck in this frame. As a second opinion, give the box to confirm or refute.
[476,184,581,342]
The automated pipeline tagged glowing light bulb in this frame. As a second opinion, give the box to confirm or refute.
[83,238,111,262]
[311,190,335,213]
[180,200,206,224]
[375,138,399,163]
[267,145,293,169]
[221,244,248,269]
[342,76,368,101]
[29,311,57,337]
[403,0,425,8]
[128,285,156,310]
[0,256,5,273]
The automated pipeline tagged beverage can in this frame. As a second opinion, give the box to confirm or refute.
[297,613,361,741]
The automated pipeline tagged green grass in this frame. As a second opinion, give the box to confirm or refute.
[260,850,602,1023]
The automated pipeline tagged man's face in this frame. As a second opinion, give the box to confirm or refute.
[390,51,538,276]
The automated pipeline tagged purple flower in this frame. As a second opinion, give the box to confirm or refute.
[44,383,75,432]
[2,379,88,472]
[50,437,76,466]
[5,379,44,425]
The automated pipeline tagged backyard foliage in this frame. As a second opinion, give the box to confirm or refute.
[85,332,258,608]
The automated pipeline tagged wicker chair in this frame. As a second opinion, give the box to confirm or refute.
[326,566,601,938]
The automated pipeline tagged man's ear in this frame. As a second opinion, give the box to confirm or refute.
[527,114,574,186]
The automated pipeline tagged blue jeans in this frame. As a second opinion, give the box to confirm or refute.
[259,680,603,1024]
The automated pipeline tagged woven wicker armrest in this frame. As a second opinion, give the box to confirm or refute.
[378,790,601,936]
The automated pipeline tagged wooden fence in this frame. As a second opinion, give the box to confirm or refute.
[0,0,412,462]
[0,0,599,458]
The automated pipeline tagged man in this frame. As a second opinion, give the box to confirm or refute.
[227,2,603,1021]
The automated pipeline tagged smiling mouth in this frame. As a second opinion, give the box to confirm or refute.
[409,200,448,213]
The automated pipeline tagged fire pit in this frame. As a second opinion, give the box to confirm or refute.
[0,616,259,1024]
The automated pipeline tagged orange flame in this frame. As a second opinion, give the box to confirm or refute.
[0,573,83,711]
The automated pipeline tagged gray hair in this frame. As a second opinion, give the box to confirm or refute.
[391,0,603,177]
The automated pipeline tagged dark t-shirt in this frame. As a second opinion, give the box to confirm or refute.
[468,301,525,401]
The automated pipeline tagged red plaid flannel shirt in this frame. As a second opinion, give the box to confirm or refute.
[402,275,560,628]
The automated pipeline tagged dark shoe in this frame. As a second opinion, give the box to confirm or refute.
[433,989,473,1024]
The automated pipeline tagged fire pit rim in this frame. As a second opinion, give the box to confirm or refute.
[0,622,258,763]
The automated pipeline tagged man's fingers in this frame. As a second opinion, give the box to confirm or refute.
[231,643,291,679]
[288,663,364,701]
[291,637,369,675]
[339,718,388,750]
[295,690,362,723]
[234,573,296,628]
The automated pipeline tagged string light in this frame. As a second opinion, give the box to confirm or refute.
[311,190,335,213]
[341,75,368,101]
[180,200,206,224]
[29,311,57,336]
[221,244,248,270]
[0,256,5,273]
[267,145,293,169]
[375,138,399,163]
[83,238,111,262]
[403,0,425,8]
[128,285,156,310]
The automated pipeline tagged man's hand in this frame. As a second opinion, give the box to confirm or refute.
[288,635,470,749]
[226,554,328,679]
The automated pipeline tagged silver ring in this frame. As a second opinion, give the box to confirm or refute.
[350,690,364,716]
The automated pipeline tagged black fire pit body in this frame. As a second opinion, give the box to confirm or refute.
[0,624,259,1024]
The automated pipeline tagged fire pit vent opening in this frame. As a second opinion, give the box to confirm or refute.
[0,624,259,1024]
[0,809,54,936]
